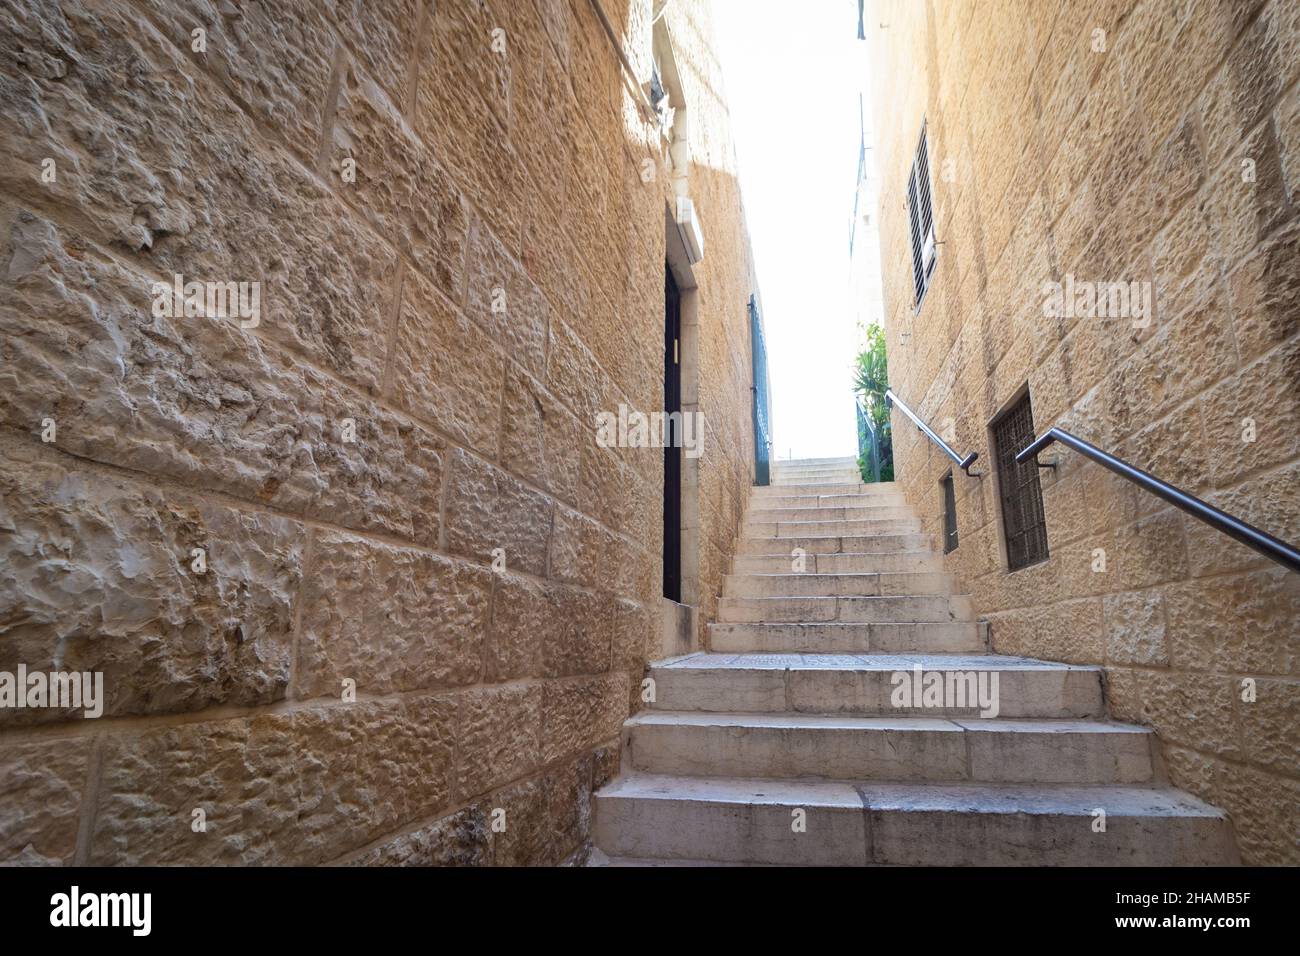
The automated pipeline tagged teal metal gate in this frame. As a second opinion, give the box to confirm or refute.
[749,295,771,486]
[857,398,881,483]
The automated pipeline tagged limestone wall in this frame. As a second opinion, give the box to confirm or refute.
[867,0,1299,864]
[0,0,759,865]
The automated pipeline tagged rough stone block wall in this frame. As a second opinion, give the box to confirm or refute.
[0,0,759,865]
[869,0,1299,864]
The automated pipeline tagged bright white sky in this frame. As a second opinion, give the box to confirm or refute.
[713,0,868,461]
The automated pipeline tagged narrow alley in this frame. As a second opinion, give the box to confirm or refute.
[0,0,1295,913]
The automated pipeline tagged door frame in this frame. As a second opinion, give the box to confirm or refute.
[665,204,700,607]
[663,262,683,603]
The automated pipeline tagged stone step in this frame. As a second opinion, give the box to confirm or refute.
[717,594,973,624]
[776,458,860,466]
[732,551,944,574]
[745,505,915,523]
[772,478,863,487]
[736,533,933,556]
[758,485,901,496]
[769,470,863,478]
[773,472,862,482]
[774,461,860,471]
[587,851,776,867]
[775,462,860,469]
[748,496,909,512]
[723,571,953,598]
[592,775,1238,866]
[594,775,868,865]
[774,457,858,466]
[625,712,1155,784]
[647,653,1105,718]
[708,621,988,654]
[755,482,881,495]
[742,518,923,537]
[766,475,896,484]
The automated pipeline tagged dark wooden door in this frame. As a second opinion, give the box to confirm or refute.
[663,264,682,602]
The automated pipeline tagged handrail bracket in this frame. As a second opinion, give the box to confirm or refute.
[885,389,984,478]
[1015,427,1300,575]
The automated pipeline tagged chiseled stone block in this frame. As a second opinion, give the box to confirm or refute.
[0,438,304,723]
[443,448,553,577]
[456,683,543,799]
[463,222,550,379]
[343,801,492,867]
[134,0,336,161]
[486,774,549,865]
[296,531,491,699]
[0,3,399,392]
[90,695,457,865]
[0,208,445,546]
[389,267,505,456]
[0,736,92,865]
[542,673,629,764]
[499,367,585,502]
[416,0,525,254]
[329,61,469,303]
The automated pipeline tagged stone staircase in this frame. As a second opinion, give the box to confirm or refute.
[591,457,1239,866]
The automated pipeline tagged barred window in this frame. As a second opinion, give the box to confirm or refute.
[906,121,938,306]
[992,393,1049,571]
[941,471,958,554]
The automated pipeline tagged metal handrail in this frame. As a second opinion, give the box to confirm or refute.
[884,388,982,476]
[1016,427,1300,575]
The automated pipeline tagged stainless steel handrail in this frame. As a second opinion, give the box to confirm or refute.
[1016,427,1300,575]
[884,388,982,476]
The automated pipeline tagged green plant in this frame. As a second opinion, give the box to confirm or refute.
[853,323,894,482]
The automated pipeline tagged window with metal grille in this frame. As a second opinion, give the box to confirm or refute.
[906,121,938,306]
[941,471,958,554]
[992,393,1049,571]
